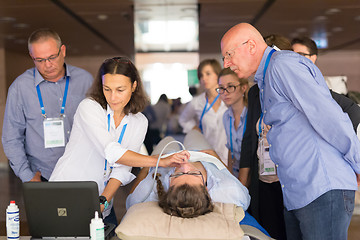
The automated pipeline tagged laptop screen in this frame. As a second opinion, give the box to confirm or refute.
[23,181,101,238]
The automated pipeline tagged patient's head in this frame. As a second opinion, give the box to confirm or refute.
[155,163,214,218]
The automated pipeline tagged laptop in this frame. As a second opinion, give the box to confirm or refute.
[23,181,115,238]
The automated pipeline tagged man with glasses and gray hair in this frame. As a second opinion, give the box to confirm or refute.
[2,28,93,182]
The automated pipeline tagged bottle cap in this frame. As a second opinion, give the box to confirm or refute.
[91,211,103,224]
[10,200,15,204]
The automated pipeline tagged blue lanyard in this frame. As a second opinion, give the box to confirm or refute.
[258,49,275,140]
[199,94,220,132]
[258,112,264,138]
[104,114,127,171]
[229,112,247,159]
[260,49,276,109]
[35,73,69,118]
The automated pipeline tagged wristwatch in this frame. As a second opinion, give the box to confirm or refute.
[99,195,109,210]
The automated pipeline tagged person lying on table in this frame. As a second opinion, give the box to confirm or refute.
[126,130,251,218]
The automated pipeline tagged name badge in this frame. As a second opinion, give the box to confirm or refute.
[43,118,65,148]
[258,138,276,176]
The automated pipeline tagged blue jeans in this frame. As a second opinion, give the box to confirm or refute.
[284,189,355,240]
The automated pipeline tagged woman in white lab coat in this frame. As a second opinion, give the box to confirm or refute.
[50,57,189,225]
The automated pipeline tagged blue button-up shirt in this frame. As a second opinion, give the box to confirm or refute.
[2,64,93,182]
[255,47,360,210]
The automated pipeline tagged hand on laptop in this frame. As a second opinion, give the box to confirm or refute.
[29,171,42,182]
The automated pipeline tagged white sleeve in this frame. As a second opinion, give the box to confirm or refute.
[109,165,136,186]
[105,113,148,164]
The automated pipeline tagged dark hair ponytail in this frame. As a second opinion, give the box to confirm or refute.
[155,173,214,218]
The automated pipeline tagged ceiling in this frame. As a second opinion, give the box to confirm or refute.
[0,0,360,57]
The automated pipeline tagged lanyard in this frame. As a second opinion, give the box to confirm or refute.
[199,94,220,132]
[258,112,264,138]
[104,114,127,171]
[259,49,276,139]
[35,73,69,118]
[259,49,276,109]
[229,112,247,159]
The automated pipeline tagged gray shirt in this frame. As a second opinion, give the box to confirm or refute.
[2,64,93,182]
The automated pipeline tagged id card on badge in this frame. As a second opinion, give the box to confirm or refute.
[43,118,65,148]
[258,138,276,175]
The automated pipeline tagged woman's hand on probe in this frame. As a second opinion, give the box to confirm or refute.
[159,150,190,168]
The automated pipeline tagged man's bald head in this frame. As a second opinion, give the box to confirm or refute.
[222,23,265,47]
[221,23,268,79]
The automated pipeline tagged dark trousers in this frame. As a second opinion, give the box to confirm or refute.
[103,206,117,237]
[258,180,287,240]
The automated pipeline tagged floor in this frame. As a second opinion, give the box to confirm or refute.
[1,167,360,239]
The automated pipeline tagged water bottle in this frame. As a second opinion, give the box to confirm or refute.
[6,200,20,240]
[89,211,104,240]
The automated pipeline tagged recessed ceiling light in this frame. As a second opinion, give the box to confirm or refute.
[332,27,343,32]
[325,8,341,15]
[97,14,108,21]
[0,16,16,22]
[13,23,29,29]
[314,16,327,21]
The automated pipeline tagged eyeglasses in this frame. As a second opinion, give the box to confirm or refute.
[296,52,312,57]
[222,40,249,62]
[170,170,205,186]
[33,48,61,64]
[216,84,241,94]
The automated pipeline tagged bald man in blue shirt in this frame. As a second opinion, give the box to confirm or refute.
[221,23,360,240]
